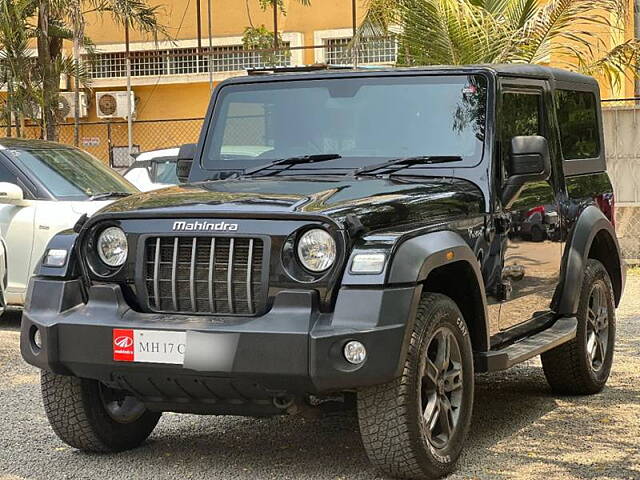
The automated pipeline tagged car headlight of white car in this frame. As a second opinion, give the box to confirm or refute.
[297,228,336,272]
[97,226,128,267]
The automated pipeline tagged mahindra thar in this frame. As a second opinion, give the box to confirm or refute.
[21,65,624,479]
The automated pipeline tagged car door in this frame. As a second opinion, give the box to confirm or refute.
[496,82,564,331]
[0,157,37,305]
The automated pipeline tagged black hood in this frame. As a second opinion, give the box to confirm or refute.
[99,176,484,231]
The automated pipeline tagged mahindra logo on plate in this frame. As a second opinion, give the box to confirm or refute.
[114,336,133,348]
[172,220,239,232]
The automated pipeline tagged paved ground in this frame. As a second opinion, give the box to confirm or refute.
[1,279,639,480]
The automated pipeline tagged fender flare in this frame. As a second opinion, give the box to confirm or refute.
[557,205,624,315]
[387,230,490,351]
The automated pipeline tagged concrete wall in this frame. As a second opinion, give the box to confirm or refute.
[602,106,640,260]
[603,107,640,205]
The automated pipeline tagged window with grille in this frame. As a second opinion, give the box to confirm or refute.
[87,43,291,79]
[325,36,397,64]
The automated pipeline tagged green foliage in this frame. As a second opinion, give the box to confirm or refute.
[242,25,290,66]
[258,0,285,13]
[256,0,310,14]
[360,0,638,89]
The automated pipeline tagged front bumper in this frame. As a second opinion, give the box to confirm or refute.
[21,278,419,414]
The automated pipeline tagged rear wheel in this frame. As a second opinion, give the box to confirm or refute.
[541,259,616,394]
[357,293,474,479]
[41,370,161,452]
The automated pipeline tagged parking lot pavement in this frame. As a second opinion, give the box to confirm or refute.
[1,279,639,480]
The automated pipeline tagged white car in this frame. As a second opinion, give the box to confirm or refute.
[0,233,6,315]
[123,147,179,191]
[0,139,138,308]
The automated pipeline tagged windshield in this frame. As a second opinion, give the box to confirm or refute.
[8,147,138,200]
[203,74,488,173]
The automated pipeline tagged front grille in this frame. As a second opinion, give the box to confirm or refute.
[144,236,266,315]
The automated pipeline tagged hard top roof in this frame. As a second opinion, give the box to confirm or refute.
[229,63,597,86]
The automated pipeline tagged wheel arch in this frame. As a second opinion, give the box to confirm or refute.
[387,230,490,352]
[557,205,624,314]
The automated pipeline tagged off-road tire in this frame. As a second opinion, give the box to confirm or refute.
[357,293,474,480]
[41,370,161,452]
[541,259,616,395]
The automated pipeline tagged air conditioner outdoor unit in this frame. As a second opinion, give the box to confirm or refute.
[58,92,88,119]
[96,91,135,119]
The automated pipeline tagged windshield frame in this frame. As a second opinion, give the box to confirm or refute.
[200,70,493,175]
[5,145,138,201]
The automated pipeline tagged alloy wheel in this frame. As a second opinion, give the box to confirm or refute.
[421,326,464,450]
[586,282,610,372]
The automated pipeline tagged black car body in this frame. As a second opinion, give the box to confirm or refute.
[21,65,624,479]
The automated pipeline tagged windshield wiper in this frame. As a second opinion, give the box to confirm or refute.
[88,192,131,201]
[354,155,463,177]
[244,154,342,177]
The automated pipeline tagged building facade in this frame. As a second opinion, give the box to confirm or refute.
[3,0,637,164]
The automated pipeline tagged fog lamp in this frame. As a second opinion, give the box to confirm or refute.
[343,340,367,365]
[33,327,42,350]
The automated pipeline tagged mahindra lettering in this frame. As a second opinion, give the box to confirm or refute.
[21,65,624,480]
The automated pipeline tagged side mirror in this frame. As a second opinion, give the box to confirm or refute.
[0,182,26,205]
[502,136,551,208]
[176,143,196,184]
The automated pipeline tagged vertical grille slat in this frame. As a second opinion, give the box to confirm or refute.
[153,237,161,310]
[189,238,197,311]
[208,238,215,312]
[171,238,179,311]
[145,235,265,315]
[227,238,235,314]
[246,239,254,314]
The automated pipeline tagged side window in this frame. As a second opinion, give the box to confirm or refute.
[500,92,542,179]
[0,160,34,199]
[501,92,542,142]
[555,89,600,160]
[0,161,20,184]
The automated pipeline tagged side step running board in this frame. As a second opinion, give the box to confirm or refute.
[475,317,578,373]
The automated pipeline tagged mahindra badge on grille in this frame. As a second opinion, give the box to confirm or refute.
[172,220,239,232]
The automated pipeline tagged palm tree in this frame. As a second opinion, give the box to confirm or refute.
[357,0,639,89]
[33,0,165,141]
[0,0,44,136]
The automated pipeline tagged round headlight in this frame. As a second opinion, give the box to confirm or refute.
[97,226,128,267]
[297,229,336,272]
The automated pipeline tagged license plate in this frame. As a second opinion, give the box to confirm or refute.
[113,329,186,364]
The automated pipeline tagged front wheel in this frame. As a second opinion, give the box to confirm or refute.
[41,371,161,452]
[358,293,474,479]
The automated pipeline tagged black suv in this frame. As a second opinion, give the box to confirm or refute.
[21,65,624,479]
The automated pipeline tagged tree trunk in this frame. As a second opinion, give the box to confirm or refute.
[37,0,58,141]
[72,0,83,146]
[5,70,12,137]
